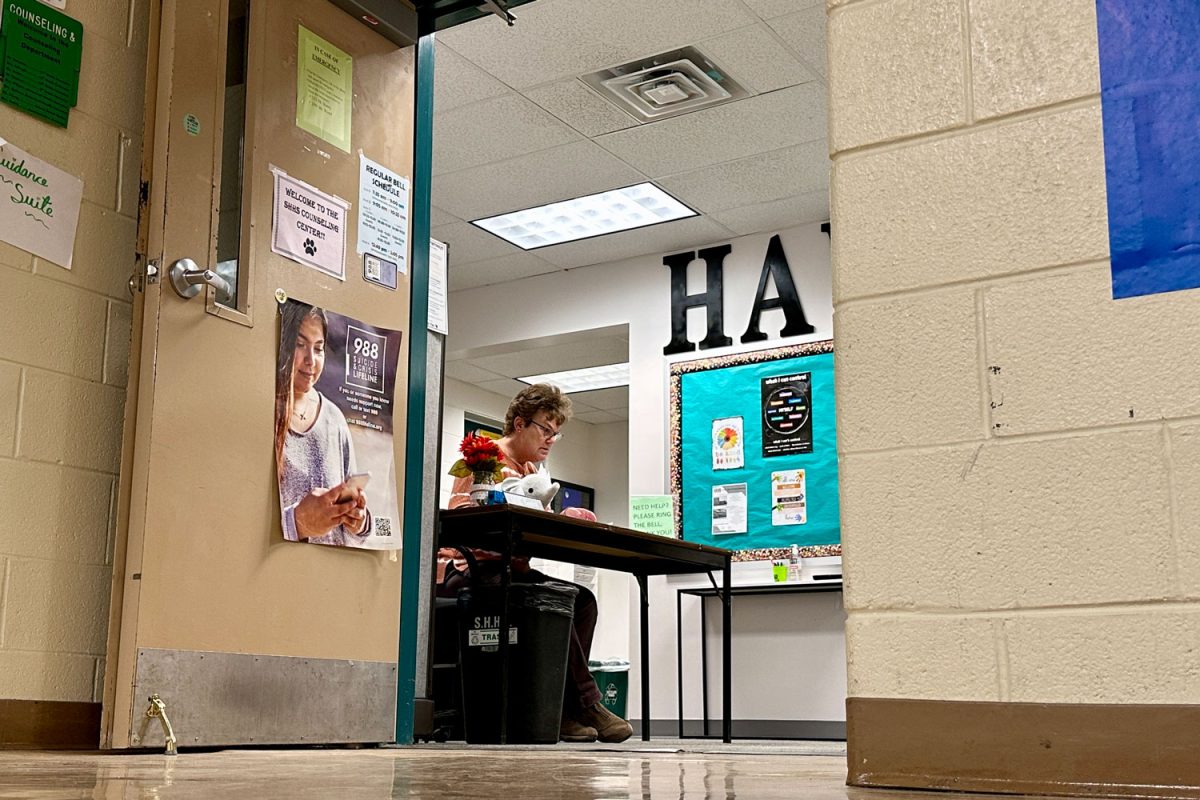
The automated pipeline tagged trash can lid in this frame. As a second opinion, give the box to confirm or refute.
[588,657,631,671]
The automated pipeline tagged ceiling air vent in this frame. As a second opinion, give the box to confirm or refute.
[581,46,749,123]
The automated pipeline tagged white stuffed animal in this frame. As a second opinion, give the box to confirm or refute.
[499,471,560,508]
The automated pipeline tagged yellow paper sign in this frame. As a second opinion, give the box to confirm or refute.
[296,26,352,152]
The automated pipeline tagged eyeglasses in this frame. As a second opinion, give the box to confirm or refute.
[527,418,563,443]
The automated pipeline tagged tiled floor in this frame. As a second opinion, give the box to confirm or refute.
[0,743,1054,800]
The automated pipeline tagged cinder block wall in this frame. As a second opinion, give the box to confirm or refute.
[0,1,147,704]
[830,0,1200,705]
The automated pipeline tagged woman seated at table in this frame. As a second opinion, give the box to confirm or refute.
[438,383,632,744]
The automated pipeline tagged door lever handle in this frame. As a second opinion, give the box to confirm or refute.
[169,258,232,300]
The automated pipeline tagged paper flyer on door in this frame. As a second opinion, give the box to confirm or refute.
[270,167,349,279]
[274,298,404,550]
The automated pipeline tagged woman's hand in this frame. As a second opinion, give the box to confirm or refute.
[336,483,369,535]
[561,506,597,522]
[294,485,364,539]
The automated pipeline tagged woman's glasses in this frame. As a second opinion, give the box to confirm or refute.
[527,419,563,443]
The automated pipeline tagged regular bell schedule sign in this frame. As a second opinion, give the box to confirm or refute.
[0,0,83,127]
[761,372,813,457]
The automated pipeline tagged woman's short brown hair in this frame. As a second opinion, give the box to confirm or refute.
[504,383,572,435]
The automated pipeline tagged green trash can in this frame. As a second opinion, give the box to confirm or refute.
[588,658,630,719]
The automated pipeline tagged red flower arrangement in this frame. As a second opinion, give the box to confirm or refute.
[448,433,504,482]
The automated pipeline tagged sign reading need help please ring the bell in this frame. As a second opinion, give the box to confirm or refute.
[270,166,349,280]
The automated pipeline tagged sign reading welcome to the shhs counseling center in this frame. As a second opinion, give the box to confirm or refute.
[271,166,349,280]
[0,135,82,269]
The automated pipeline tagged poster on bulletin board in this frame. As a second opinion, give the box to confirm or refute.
[669,341,839,561]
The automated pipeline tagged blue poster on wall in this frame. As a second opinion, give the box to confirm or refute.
[1097,0,1200,298]
[669,342,839,559]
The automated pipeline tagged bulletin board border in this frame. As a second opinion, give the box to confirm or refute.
[668,341,841,562]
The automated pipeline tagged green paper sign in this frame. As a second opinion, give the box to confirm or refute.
[629,495,676,538]
[296,26,352,153]
[0,0,83,128]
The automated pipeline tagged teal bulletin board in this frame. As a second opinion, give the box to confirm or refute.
[669,342,840,561]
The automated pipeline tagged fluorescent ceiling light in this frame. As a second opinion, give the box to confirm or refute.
[471,183,697,250]
[517,363,630,394]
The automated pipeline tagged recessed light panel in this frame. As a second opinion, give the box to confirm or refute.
[471,183,696,250]
[517,363,630,394]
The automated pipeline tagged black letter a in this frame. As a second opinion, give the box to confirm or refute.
[741,235,813,343]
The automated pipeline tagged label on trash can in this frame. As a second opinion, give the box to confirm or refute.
[467,626,518,647]
[603,682,619,706]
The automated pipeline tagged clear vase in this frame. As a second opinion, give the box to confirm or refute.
[469,473,496,506]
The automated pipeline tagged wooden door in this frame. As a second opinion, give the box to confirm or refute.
[102,0,415,748]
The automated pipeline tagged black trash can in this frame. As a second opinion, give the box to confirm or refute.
[457,581,577,744]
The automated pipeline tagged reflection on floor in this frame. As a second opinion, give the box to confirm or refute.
[0,742,1050,800]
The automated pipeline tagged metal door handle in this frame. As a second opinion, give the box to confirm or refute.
[169,258,231,300]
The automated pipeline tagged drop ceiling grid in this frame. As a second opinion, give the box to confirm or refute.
[435,0,761,90]
[432,92,582,177]
[592,82,829,177]
[767,6,828,79]
[429,220,525,265]
[446,251,560,292]
[432,139,647,222]
[710,188,831,236]
[429,0,832,286]
[657,139,832,215]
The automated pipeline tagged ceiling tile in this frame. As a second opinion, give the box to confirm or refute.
[658,139,830,213]
[700,24,817,93]
[568,399,599,416]
[742,0,823,21]
[438,0,757,89]
[574,409,623,425]
[432,140,646,222]
[430,205,462,228]
[537,215,734,269]
[709,189,830,235]
[433,42,511,112]
[524,79,639,137]
[479,338,629,377]
[768,5,827,78]
[448,251,560,291]
[571,386,629,411]
[433,93,582,176]
[594,82,826,177]
[444,360,508,383]
[432,221,520,265]
[476,377,531,398]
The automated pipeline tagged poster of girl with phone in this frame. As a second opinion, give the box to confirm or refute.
[274,298,404,549]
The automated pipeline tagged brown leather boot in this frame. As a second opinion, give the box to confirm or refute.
[559,717,598,743]
[575,702,633,743]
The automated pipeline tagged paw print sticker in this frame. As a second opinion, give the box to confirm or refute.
[303,238,318,256]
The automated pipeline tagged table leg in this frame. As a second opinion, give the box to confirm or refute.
[637,573,650,741]
[722,559,732,744]
[496,520,514,745]
[701,595,709,738]
[675,590,683,740]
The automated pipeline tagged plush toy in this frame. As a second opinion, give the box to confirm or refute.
[499,472,560,508]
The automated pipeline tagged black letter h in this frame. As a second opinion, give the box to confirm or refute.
[662,245,733,355]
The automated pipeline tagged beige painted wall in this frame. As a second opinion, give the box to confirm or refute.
[0,1,147,703]
[830,0,1200,704]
